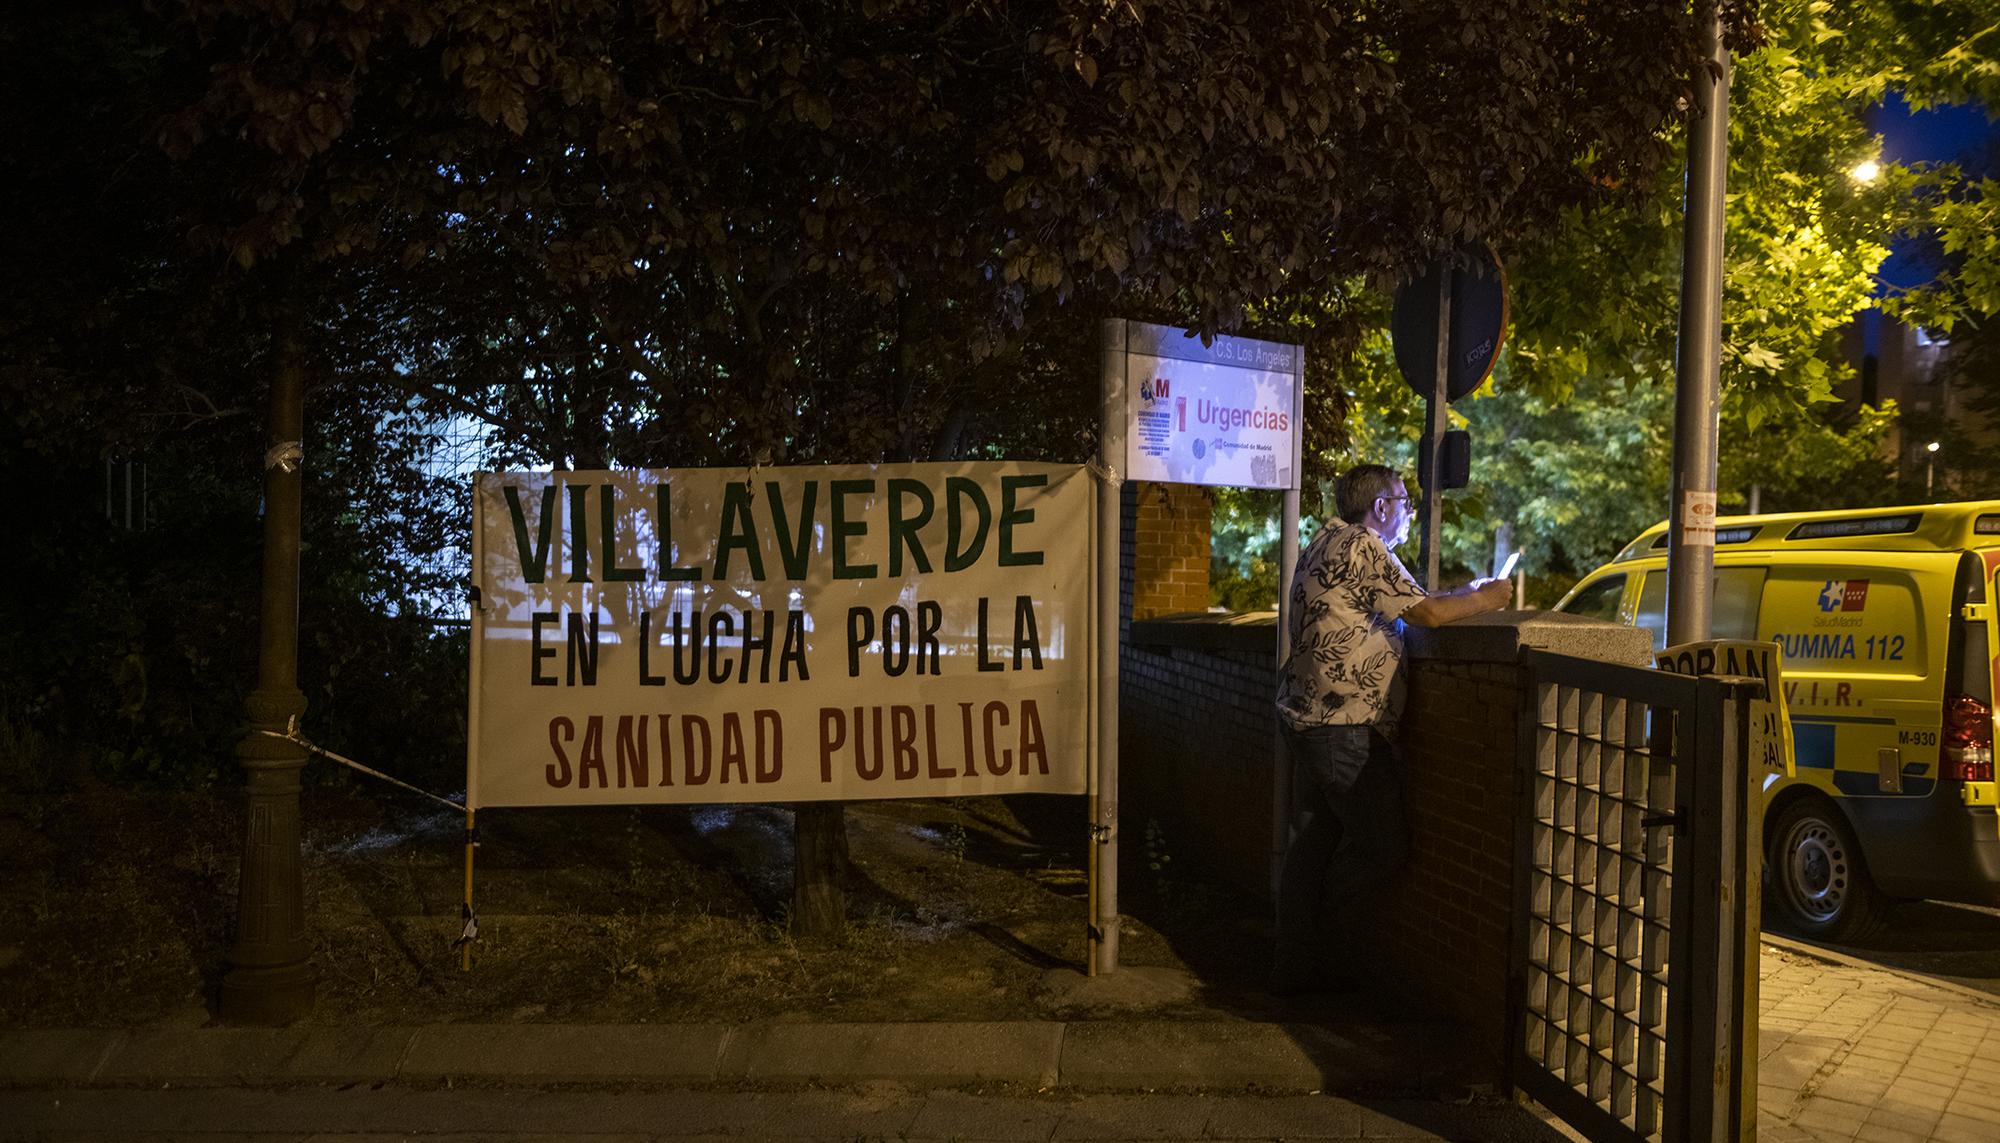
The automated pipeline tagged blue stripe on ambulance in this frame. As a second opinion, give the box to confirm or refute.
[1792,716,1936,796]
[1792,722,1836,769]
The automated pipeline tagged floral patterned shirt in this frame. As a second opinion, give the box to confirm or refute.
[1275,520,1429,729]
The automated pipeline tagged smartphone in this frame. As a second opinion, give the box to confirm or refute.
[1498,550,1522,579]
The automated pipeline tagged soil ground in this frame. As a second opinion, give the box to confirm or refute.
[0,758,1286,1029]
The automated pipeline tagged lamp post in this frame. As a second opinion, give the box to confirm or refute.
[1926,440,1940,499]
[220,310,315,1024]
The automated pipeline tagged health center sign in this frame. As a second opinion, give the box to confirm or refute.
[1122,321,1302,490]
[468,463,1093,809]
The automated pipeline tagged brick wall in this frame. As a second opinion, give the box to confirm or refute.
[1117,593,1652,1079]
[1118,480,1276,899]
[1127,481,1211,619]
[1376,654,1524,1071]
[1119,616,1527,1066]
[1119,617,1281,899]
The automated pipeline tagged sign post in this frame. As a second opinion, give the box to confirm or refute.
[1105,319,1304,959]
[1093,322,1125,976]
[1390,243,1509,590]
[1424,268,1452,590]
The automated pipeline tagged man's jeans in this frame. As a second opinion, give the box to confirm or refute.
[1273,723,1412,965]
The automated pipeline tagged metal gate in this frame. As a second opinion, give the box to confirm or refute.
[1512,650,1761,1143]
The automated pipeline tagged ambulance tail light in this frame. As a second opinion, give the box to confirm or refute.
[1943,693,1994,782]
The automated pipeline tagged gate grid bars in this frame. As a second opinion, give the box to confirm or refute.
[1512,650,1762,1143]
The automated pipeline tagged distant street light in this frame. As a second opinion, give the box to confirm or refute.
[1927,440,1940,498]
[1850,159,1882,184]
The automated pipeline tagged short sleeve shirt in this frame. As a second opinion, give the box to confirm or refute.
[1275,521,1429,729]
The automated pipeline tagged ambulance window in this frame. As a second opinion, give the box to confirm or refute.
[1637,575,1667,651]
[1561,575,1627,622]
[1635,569,1766,651]
[1713,569,1767,641]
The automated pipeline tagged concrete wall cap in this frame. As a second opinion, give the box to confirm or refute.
[1406,610,1654,667]
[1128,610,1275,654]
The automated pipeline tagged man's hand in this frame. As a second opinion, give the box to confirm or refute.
[1403,576,1514,628]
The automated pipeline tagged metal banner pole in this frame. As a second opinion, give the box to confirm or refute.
[1272,342,1305,897]
[1093,320,1126,974]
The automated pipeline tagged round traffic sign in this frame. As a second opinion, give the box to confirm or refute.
[1390,243,1509,403]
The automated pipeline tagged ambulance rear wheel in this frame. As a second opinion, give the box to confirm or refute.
[1768,797,1886,943]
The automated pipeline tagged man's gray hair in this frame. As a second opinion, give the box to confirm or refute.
[1333,465,1403,524]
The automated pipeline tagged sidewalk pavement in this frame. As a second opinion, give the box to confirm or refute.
[1758,935,2000,1142]
[0,1015,1471,1095]
[2,941,1997,1140]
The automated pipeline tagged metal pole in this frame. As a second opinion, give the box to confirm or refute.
[1422,264,1452,591]
[1666,3,1731,647]
[1092,320,1126,974]
[220,305,316,1024]
[462,808,477,972]
[1272,342,1305,898]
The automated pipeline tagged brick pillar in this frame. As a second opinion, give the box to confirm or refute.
[1128,481,1211,619]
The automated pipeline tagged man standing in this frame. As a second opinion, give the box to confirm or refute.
[1270,464,1511,994]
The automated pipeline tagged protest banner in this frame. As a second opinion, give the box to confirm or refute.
[467,463,1093,808]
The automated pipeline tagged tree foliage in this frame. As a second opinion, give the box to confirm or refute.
[1243,0,2000,606]
[141,0,1719,470]
[14,0,1823,801]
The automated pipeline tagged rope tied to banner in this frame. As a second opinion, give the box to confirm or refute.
[256,719,480,958]
[256,719,466,813]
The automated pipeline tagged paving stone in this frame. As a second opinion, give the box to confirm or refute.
[401,1024,727,1083]
[720,1022,1062,1086]
[1886,1075,1957,1102]
[1790,1104,1862,1140]
[1057,1023,1322,1092]
[1843,1043,1908,1065]
[1957,1075,2000,1100]
[1935,1109,2000,1142]
[1197,1093,1386,1139]
[96,1028,412,1085]
[1049,1094,1216,1140]
[0,1031,122,1083]
[1814,1074,1891,1104]
[1875,1091,1951,1118]
[1854,1124,1926,1143]
[1945,1090,2000,1121]
[901,1090,1065,1142]
[1759,1046,1835,1092]
[1861,1105,1941,1136]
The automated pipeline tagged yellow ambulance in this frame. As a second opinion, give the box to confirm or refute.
[1555,501,2000,941]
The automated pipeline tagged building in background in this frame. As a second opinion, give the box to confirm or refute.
[1837,97,2000,499]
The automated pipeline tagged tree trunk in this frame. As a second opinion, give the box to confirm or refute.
[791,801,848,937]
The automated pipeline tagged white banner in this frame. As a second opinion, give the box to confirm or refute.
[469,463,1093,808]
[1123,323,1299,489]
